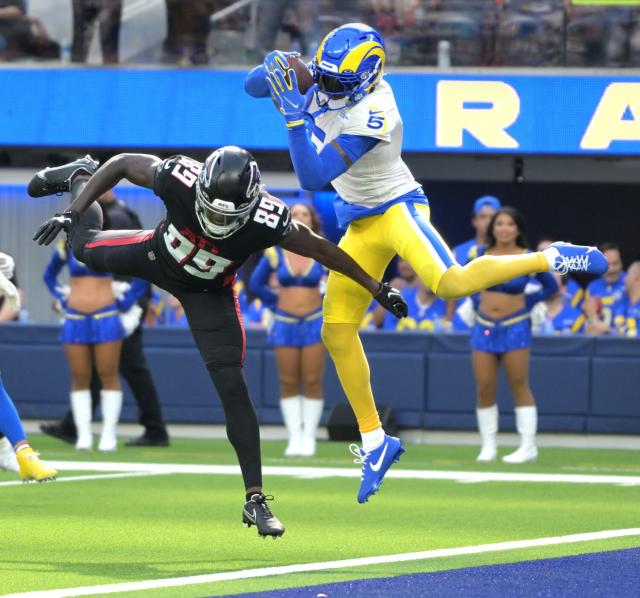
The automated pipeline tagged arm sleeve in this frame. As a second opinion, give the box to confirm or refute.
[288,127,379,190]
[42,246,67,302]
[526,272,559,309]
[244,65,271,98]
[249,253,278,309]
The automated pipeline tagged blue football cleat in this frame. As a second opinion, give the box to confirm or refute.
[548,242,608,276]
[350,434,405,504]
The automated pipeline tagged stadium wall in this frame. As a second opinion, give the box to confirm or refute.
[1,325,639,434]
[1,67,640,154]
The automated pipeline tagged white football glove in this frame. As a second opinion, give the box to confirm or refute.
[119,304,143,337]
[0,252,15,279]
[111,280,131,301]
[0,270,21,313]
[456,297,476,328]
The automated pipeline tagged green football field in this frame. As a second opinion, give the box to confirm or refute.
[1,435,639,597]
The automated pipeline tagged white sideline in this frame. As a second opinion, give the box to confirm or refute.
[6,528,640,598]
[36,460,640,487]
[0,471,167,487]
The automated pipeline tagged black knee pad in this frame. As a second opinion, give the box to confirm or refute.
[69,202,104,262]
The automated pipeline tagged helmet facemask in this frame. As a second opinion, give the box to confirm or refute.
[195,152,261,239]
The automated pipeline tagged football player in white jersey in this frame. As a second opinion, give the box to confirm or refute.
[245,23,608,504]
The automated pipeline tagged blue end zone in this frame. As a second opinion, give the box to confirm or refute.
[233,548,640,597]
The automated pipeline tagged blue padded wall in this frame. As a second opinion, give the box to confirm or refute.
[1,325,639,434]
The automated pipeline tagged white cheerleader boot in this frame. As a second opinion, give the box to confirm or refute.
[476,404,498,462]
[71,390,93,450]
[503,406,538,463]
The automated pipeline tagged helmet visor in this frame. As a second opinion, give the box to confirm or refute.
[195,185,258,239]
[316,72,355,95]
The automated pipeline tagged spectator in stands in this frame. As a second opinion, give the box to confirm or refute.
[470,207,558,464]
[249,203,326,457]
[389,257,417,290]
[566,4,631,68]
[538,272,586,335]
[43,229,145,452]
[369,0,420,35]
[614,261,640,337]
[453,196,501,266]
[253,0,320,59]
[162,0,217,65]
[0,251,21,321]
[536,237,555,252]
[41,191,170,447]
[583,242,625,335]
[380,277,446,332]
[0,0,59,60]
[448,195,501,331]
[368,257,418,328]
[71,0,122,64]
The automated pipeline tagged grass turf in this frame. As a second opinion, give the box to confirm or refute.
[0,435,639,596]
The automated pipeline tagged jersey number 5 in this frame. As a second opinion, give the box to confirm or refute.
[367,112,385,130]
[253,196,284,229]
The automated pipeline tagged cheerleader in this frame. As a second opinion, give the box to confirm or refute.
[44,240,144,451]
[250,203,326,456]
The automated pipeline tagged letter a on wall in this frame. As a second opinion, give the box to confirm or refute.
[581,83,640,150]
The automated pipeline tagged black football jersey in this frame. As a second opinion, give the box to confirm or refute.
[153,155,292,289]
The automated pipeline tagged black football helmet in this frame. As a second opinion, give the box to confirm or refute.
[195,146,262,239]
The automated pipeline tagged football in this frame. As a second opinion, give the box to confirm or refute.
[287,55,314,94]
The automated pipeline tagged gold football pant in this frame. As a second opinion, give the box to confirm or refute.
[322,202,548,432]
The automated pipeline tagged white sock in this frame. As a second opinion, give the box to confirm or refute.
[0,436,18,473]
[302,397,324,440]
[361,427,385,453]
[70,390,92,441]
[515,405,537,450]
[542,246,560,270]
[280,395,303,439]
[476,404,498,450]
[100,389,123,441]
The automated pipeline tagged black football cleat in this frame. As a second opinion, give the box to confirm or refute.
[125,434,170,447]
[40,423,77,445]
[242,493,285,538]
[28,155,99,198]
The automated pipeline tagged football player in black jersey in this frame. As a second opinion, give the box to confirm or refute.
[31,147,407,539]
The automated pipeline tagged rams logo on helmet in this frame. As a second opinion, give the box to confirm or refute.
[311,23,385,109]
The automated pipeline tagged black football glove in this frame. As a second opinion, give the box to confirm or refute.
[374,282,408,319]
[33,210,79,246]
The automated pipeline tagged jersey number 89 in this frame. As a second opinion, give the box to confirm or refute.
[253,196,284,229]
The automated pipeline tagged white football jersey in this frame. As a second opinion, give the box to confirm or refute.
[308,78,419,210]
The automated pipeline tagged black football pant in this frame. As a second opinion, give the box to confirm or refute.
[69,202,262,491]
[57,324,168,441]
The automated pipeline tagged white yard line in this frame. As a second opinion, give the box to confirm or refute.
[35,460,640,487]
[6,528,640,598]
[0,471,167,487]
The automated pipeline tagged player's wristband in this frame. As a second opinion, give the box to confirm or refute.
[285,118,305,128]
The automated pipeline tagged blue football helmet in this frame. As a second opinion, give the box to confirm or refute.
[311,23,386,109]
